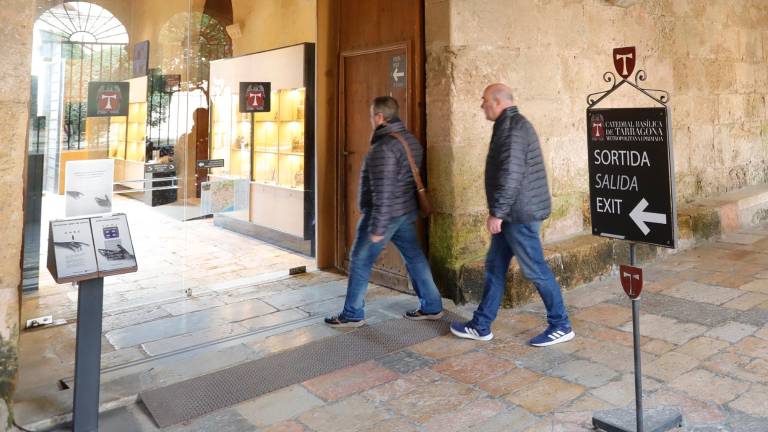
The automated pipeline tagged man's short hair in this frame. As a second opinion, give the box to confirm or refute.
[371,96,399,122]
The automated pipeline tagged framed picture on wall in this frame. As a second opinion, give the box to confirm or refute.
[132,40,150,78]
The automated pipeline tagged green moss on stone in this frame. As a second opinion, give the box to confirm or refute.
[0,326,18,430]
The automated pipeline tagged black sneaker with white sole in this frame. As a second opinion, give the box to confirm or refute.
[324,315,365,328]
[404,310,444,320]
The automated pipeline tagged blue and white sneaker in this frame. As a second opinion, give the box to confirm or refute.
[450,321,493,341]
[529,325,575,347]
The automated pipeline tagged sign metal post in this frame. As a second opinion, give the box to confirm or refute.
[588,47,683,432]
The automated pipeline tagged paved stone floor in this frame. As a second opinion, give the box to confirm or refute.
[16,224,768,431]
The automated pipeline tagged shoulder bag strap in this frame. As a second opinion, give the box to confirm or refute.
[389,132,426,192]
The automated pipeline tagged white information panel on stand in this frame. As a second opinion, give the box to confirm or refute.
[90,214,137,275]
[47,213,137,284]
[49,218,99,281]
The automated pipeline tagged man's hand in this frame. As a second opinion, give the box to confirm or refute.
[486,215,503,235]
[371,234,385,243]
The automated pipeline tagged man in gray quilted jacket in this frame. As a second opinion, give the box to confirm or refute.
[325,96,443,327]
[450,84,574,346]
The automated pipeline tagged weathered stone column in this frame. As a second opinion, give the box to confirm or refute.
[0,0,35,428]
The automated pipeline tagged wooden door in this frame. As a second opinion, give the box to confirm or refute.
[337,0,425,291]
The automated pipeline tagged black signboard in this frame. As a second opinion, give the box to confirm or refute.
[132,40,150,78]
[239,82,271,113]
[587,107,676,248]
[87,82,130,117]
[390,55,406,89]
[145,163,176,174]
[196,159,225,169]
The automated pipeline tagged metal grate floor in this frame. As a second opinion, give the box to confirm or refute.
[140,313,460,428]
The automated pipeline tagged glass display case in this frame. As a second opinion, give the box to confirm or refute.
[208,43,315,256]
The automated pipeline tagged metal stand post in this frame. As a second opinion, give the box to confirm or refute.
[72,277,104,432]
[592,244,682,432]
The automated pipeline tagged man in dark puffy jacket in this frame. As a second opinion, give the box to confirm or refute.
[325,96,443,327]
[450,84,573,346]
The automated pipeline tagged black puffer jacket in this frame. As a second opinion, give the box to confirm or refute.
[359,118,423,235]
[485,106,552,223]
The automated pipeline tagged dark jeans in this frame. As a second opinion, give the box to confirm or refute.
[342,211,443,321]
[470,221,570,333]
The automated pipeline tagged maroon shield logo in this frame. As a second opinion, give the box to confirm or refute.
[590,113,605,141]
[613,46,636,79]
[247,86,266,110]
[620,265,643,299]
[98,89,121,114]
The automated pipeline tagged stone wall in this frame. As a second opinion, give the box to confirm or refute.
[425,0,768,299]
[0,1,35,428]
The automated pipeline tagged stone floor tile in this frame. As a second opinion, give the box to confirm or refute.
[488,312,545,339]
[573,303,632,328]
[100,347,146,368]
[716,273,757,289]
[755,327,768,340]
[383,379,483,423]
[376,349,437,374]
[549,359,619,388]
[410,335,481,360]
[705,321,758,343]
[302,361,399,401]
[642,339,677,356]
[361,418,418,432]
[563,394,615,411]
[674,337,730,361]
[703,352,767,384]
[755,270,768,279]
[361,368,442,403]
[506,376,586,414]
[234,385,324,427]
[645,351,700,382]
[482,337,538,360]
[669,369,750,404]
[575,340,656,373]
[160,295,227,315]
[248,325,340,356]
[564,286,621,309]
[646,389,728,425]
[165,409,257,432]
[477,367,541,397]
[662,281,744,305]
[721,292,768,310]
[728,383,768,418]
[728,336,768,360]
[101,306,171,333]
[421,398,506,432]
[738,279,768,294]
[261,420,309,432]
[618,314,706,345]
[238,309,309,331]
[299,396,389,432]
[466,406,538,432]
[613,293,738,328]
[726,411,768,431]
[431,351,516,385]
[731,307,768,327]
[589,374,662,407]
[142,323,249,356]
[517,346,576,373]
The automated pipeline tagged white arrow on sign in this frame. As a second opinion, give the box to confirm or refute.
[629,198,667,235]
[392,66,405,82]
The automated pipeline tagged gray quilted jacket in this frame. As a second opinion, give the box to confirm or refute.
[485,106,552,223]
[359,118,423,235]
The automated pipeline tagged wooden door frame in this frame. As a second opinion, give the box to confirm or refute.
[335,41,413,270]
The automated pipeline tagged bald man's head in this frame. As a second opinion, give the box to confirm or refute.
[481,83,515,121]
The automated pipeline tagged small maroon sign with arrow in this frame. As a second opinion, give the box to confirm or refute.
[620,264,643,299]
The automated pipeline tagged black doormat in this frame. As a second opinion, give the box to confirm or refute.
[139,312,461,428]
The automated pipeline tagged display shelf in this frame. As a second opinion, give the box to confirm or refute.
[210,94,252,179]
[126,101,147,163]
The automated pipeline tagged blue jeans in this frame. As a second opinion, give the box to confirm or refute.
[342,211,443,320]
[470,221,570,333]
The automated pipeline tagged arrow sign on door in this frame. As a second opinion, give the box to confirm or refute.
[392,67,405,83]
[629,198,667,235]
